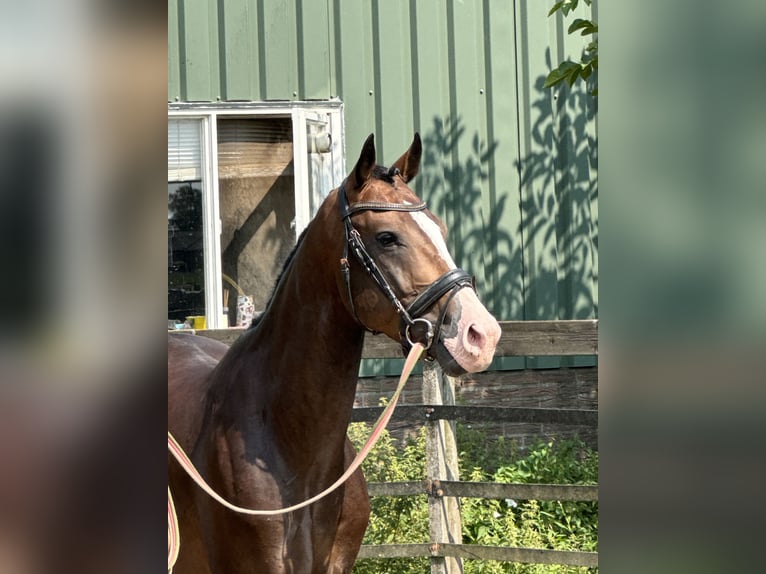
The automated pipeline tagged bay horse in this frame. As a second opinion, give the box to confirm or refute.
[168,133,501,573]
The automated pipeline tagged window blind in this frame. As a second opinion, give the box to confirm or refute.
[217,118,293,179]
[168,119,202,181]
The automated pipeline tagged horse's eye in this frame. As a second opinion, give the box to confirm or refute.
[376,231,398,247]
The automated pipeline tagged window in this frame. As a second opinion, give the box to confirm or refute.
[167,102,344,329]
[167,119,205,325]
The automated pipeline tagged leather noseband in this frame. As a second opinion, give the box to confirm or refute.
[338,181,474,355]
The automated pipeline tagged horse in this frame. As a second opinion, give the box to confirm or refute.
[168,133,501,573]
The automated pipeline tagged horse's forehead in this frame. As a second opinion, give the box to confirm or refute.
[358,179,454,266]
[359,177,447,232]
[361,177,417,203]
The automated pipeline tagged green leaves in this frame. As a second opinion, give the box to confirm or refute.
[351,425,598,573]
[544,61,581,89]
[544,55,598,91]
[546,1,598,96]
[548,0,591,18]
[567,18,598,36]
[548,1,566,17]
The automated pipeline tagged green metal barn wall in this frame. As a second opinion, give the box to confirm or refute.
[169,0,598,369]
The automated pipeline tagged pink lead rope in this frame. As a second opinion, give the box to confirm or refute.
[167,342,425,572]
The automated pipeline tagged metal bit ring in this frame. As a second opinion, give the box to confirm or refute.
[405,318,435,350]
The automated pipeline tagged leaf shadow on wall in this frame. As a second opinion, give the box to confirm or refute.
[417,76,597,325]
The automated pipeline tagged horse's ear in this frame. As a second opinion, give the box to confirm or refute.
[348,133,376,191]
[391,132,422,183]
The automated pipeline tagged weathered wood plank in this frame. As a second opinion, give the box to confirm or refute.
[351,405,597,426]
[494,320,598,357]
[184,320,599,358]
[366,480,429,497]
[366,481,598,502]
[422,363,463,574]
[357,543,433,559]
[361,332,406,358]
[361,320,598,357]
[357,543,598,567]
[439,544,598,567]
[435,481,598,502]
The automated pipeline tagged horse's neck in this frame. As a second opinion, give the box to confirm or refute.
[216,238,365,463]
[260,275,364,423]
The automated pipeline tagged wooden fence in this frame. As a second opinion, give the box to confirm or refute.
[193,320,598,572]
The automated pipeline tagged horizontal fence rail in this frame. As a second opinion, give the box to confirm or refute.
[365,480,598,502]
[363,320,597,358]
[174,320,598,358]
[357,543,598,568]
[351,405,597,426]
[183,319,599,571]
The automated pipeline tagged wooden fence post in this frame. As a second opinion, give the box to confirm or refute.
[423,361,463,574]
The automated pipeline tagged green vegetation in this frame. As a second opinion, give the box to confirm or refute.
[544,0,598,96]
[348,423,598,574]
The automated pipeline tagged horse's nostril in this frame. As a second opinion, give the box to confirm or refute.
[466,323,486,349]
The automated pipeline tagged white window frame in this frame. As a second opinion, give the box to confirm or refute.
[168,101,345,329]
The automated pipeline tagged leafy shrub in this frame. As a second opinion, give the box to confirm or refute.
[347,423,429,574]
[348,423,598,574]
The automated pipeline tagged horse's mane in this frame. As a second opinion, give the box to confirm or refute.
[372,164,399,184]
[248,226,309,330]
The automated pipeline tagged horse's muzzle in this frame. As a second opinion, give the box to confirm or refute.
[434,288,501,375]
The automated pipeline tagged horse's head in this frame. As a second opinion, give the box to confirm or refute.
[336,133,501,375]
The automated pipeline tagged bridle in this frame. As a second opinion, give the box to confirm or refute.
[168,174,476,573]
[338,178,475,356]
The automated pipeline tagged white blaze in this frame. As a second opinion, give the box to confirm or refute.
[409,210,457,269]
[405,205,501,372]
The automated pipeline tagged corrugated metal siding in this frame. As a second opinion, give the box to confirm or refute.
[169,0,598,368]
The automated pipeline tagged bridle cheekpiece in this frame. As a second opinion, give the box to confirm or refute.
[338,180,474,356]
